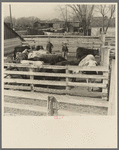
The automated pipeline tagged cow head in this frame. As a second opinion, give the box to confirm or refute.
[25,45,30,49]
[36,45,41,50]
[93,49,99,56]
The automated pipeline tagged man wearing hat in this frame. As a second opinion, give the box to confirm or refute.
[62,42,69,60]
[46,40,53,53]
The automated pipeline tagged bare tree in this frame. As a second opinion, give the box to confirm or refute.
[55,5,68,31]
[55,5,75,31]
[4,16,41,30]
[94,4,115,33]
[68,4,95,35]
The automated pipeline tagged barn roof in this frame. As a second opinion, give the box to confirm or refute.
[4,22,25,41]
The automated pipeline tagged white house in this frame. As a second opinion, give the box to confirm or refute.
[91,17,115,37]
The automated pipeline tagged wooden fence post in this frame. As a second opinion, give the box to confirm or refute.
[30,68,34,92]
[102,47,110,100]
[100,33,106,66]
[108,59,116,115]
[47,96,58,116]
[66,65,70,93]
[100,32,106,46]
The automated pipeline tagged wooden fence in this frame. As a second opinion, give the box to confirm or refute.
[4,34,116,116]
[3,61,113,116]
[4,62,109,97]
[4,47,114,115]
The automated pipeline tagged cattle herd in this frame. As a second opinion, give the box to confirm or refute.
[13,44,99,65]
[5,43,100,91]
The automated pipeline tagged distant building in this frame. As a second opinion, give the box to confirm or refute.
[33,21,53,29]
[33,21,41,28]
[68,22,81,32]
[53,21,65,29]
[53,21,82,32]
[91,17,115,36]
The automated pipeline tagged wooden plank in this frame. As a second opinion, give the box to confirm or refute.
[103,47,110,67]
[4,78,66,86]
[68,66,109,72]
[30,68,34,92]
[66,66,70,91]
[102,72,108,100]
[4,78,106,88]
[4,85,107,97]
[47,96,54,116]
[42,65,66,69]
[4,90,109,107]
[82,42,102,45]
[108,59,116,115]
[4,85,31,90]
[4,102,47,114]
[100,46,110,66]
[22,35,100,38]
[101,47,110,100]
[4,102,100,116]
[4,63,37,68]
[4,63,67,70]
[4,70,108,79]
[4,63,109,72]
[47,96,58,116]
[68,82,107,88]
[58,110,102,116]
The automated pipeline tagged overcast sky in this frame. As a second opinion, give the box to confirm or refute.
[3,3,61,20]
[2,3,116,20]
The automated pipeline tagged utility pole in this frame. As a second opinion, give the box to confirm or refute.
[9,4,13,29]
[66,5,68,32]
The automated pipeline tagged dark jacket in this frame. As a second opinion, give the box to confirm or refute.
[62,45,68,52]
[46,42,53,53]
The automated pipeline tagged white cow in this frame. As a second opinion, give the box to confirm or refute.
[28,50,49,59]
[73,54,98,92]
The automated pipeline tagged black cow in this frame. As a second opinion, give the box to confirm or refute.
[28,55,66,65]
[52,60,79,75]
[76,47,99,62]
[35,45,44,50]
[14,45,30,60]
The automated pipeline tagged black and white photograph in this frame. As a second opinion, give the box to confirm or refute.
[2,2,117,148]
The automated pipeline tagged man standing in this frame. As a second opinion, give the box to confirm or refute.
[62,42,69,60]
[46,41,53,53]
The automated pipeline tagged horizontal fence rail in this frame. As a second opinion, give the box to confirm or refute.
[4,90,109,116]
[4,62,109,100]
